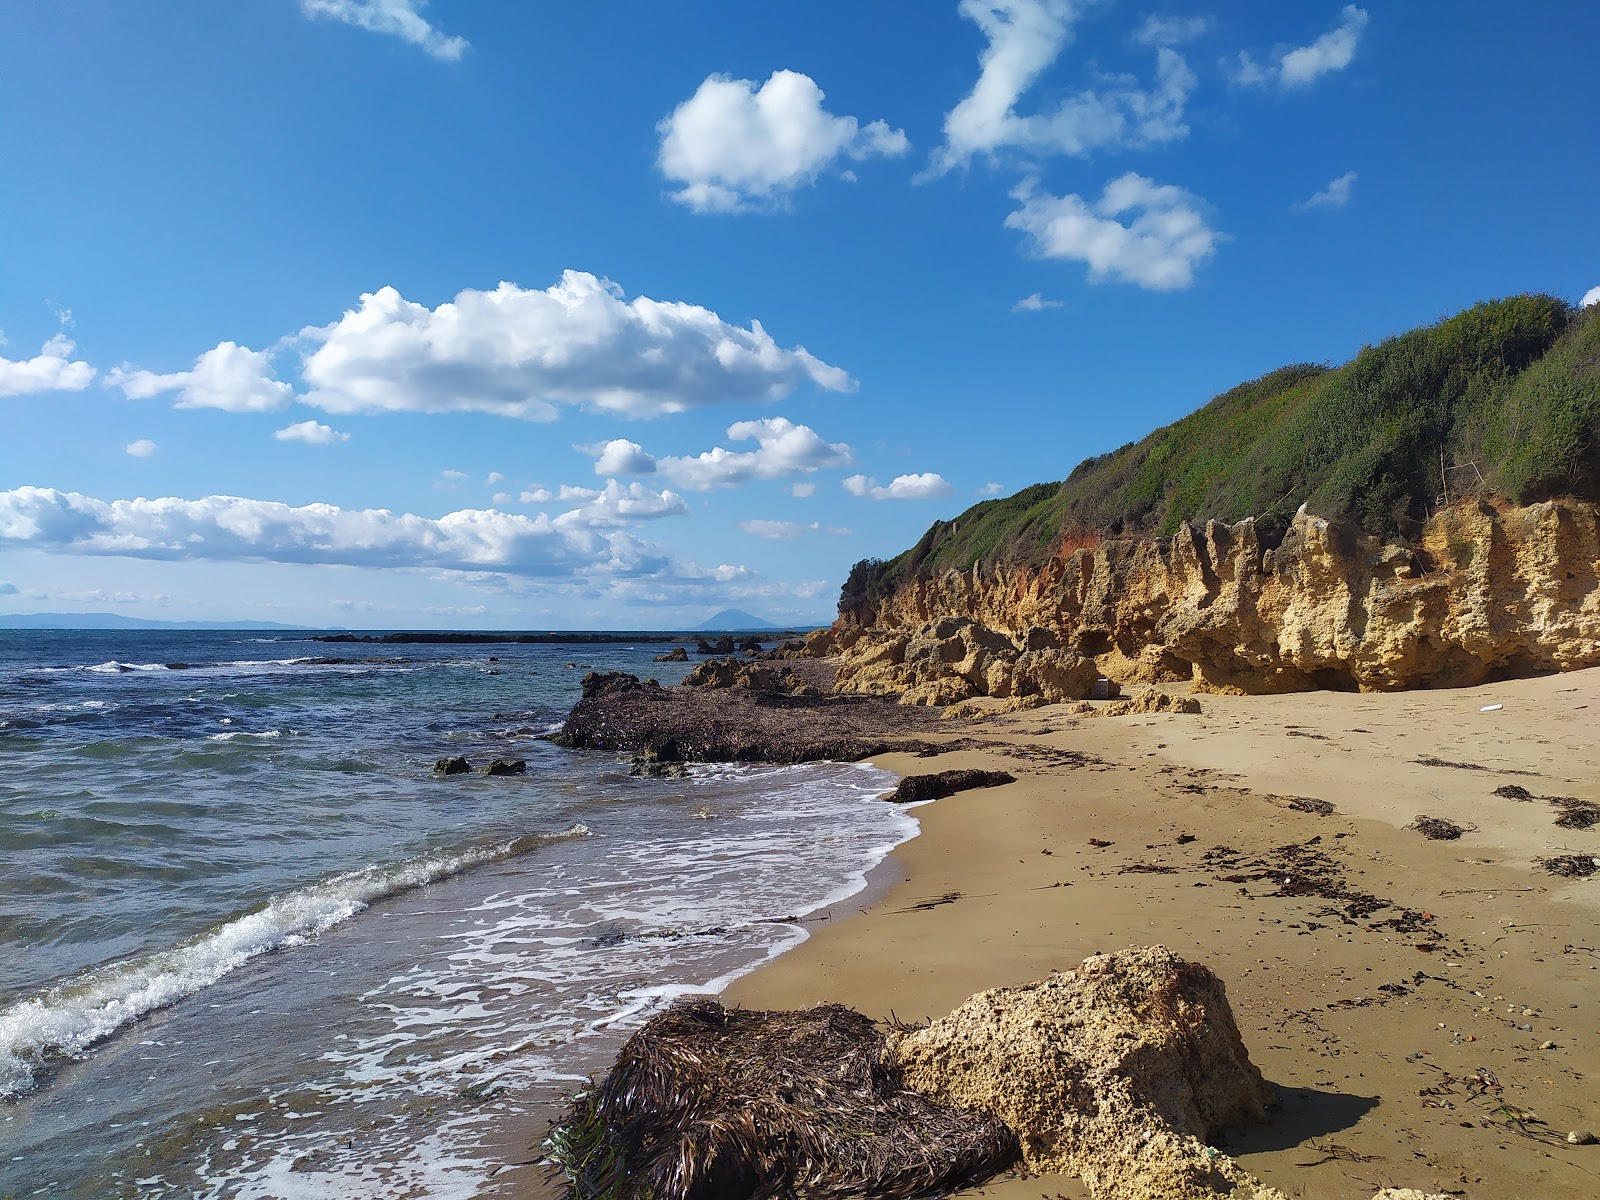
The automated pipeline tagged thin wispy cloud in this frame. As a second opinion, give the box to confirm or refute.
[925,0,1194,176]
[1297,170,1357,210]
[1232,6,1369,90]
[1012,292,1064,312]
[658,70,908,213]
[1132,15,1212,47]
[300,0,468,62]
[1006,173,1223,291]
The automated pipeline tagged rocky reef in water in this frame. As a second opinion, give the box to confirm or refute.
[824,498,1600,698]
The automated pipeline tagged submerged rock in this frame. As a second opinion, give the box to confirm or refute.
[433,755,471,775]
[891,946,1282,1200]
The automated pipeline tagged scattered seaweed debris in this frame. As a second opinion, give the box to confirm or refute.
[547,997,1018,1200]
[1535,855,1600,879]
[1407,815,1475,841]
[1088,838,1114,848]
[1493,784,1535,801]
[1415,755,1537,776]
[1286,796,1336,816]
[898,891,964,914]
[1119,863,1178,875]
[1550,798,1600,830]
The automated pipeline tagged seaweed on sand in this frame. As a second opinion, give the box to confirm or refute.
[1549,797,1600,830]
[1535,855,1600,879]
[1407,815,1475,840]
[549,997,1018,1200]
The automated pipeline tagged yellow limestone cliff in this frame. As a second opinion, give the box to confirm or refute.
[825,498,1600,699]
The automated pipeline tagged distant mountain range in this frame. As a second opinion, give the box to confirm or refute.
[0,612,315,631]
[695,609,781,630]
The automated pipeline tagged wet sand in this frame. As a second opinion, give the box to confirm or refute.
[723,666,1600,1198]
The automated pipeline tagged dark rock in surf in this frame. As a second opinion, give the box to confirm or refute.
[887,770,1016,805]
[434,755,472,775]
[482,758,527,776]
[654,646,690,662]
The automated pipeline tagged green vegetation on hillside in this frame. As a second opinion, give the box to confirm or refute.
[843,296,1600,611]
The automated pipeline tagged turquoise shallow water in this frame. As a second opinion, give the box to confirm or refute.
[0,631,912,1197]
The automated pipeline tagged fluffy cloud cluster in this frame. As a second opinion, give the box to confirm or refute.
[0,486,693,579]
[1006,173,1221,291]
[927,0,1194,175]
[843,472,954,500]
[0,333,95,398]
[658,70,909,213]
[297,273,852,419]
[1233,6,1368,89]
[585,418,854,490]
[110,342,293,412]
[545,481,689,530]
[1583,286,1600,309]
[300,0,467,62]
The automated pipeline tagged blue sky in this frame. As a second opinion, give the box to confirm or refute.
[2,1,1596,628]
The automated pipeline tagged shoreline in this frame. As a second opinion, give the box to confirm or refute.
[714,666,1600,1199]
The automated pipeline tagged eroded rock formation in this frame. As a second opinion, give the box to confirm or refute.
[890,946,1284,1200]
[831,499,1600,696]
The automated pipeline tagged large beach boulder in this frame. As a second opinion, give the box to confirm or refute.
[890,946,1284,1200]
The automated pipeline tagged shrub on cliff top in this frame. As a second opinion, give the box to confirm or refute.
[844,295,1594,606]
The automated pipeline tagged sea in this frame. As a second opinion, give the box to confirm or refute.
[0,630,914,1198]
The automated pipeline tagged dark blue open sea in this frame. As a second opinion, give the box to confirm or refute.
[0,631,910,1198]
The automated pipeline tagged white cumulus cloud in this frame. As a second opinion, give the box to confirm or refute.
[274,419,350,445]
[110,342,293,413]
[0,332,96,397]
[125,439,157,458]
[926,0,1194,176]
[658,70,908,214]
[1580,286,1600,309]
[1006,173,1222,291]
[297,272,852,420]
[589,438,658,476]
[789,482,816,498]
[1297,170,1357,210]
[1233,6,1368,89]
[300,0,467,62]
[843,473,955,501]
[977,482,1004,495]
[650,417,853,491]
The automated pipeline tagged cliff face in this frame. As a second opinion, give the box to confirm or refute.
[830,499,1600,697]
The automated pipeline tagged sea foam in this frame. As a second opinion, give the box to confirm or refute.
[0,826,590,1100]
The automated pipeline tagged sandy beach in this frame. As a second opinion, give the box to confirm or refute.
[719,666,1600,1199]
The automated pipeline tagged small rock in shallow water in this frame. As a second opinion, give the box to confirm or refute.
[433,755,471,775]
[481,758,526,776]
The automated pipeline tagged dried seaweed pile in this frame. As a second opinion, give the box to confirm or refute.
[549,997,1018,1200]
[1407,815,1475,840]
[1535,855,1600,879]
